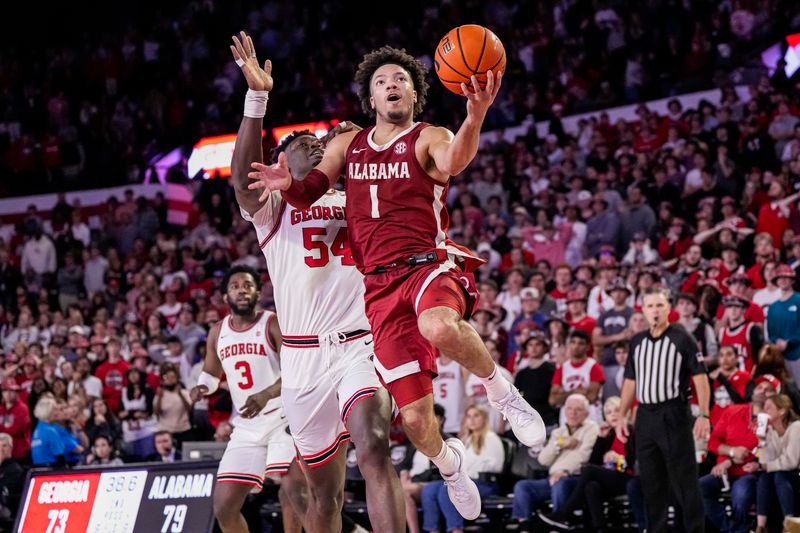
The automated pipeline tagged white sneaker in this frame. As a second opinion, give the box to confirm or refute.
[490,386,546,447]
[441,438,482,520]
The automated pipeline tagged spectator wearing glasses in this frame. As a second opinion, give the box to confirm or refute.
[511,394,599,527]
[538,396,635,532]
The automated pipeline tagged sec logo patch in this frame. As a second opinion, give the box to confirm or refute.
[394,141,407,155]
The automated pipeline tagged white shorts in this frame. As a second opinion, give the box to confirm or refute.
[216,410,296,490]
[280,330,381,467]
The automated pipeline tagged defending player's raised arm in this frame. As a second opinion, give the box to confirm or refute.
[189,321,224,402]
[248,129,357,208]
[230,30,274,217]
[426,70,502,178]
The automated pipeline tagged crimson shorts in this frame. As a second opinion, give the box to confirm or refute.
[363,259,478,408]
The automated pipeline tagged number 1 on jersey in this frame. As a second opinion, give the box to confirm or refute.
[370,184,380,218]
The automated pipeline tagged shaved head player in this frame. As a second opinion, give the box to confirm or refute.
[250,45,547,520]
[228,31,403,533]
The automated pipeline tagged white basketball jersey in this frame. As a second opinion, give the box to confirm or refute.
[558,358,603,424]
[560,358,598,391]
[217,311,282,426]
[242,191,370,335]
[433,358,465,434]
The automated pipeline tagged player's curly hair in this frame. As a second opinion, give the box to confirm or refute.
[269,130,314,164]
[355,46,429,118]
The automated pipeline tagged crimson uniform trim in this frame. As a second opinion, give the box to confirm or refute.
[259,200,287,248]
[217,478,263,488]
[227,312,265,333]
[341,387,379,425]
[264,460,294,475]
[217,471,264,488]
[302,431,351,468]
[282,330,370,349]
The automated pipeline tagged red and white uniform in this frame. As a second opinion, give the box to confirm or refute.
[719,323,757,373]
[215,311,295,488]
[552,358,605,423]
[344,123,481,406]
[242,191,380,464]
[432,358,465,435]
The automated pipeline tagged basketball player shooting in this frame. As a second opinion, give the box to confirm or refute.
[248,45,547,520]
[189,266,306,533]
[228,32,404,533]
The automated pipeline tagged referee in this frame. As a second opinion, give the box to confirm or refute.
[616,287,710,533]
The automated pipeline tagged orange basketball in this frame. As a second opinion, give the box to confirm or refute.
[434,24,506,95]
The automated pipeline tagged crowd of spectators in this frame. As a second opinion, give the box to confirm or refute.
[2,0,800,196]
[3,0,800,531]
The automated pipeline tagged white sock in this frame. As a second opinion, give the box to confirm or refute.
[429,440,461,477]
[479,364,512,402]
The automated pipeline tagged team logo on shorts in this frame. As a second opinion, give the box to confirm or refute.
[394,141,407,155]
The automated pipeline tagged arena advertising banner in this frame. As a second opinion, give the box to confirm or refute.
[14,461,217,533]
[186,119,340,179]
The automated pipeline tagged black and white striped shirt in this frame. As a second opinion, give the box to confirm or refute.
[624,324,706,404]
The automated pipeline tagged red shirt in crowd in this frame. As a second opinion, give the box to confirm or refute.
[658,236,693,261]
[756,202,791,251]
[500,250,536,273]
[710,370,750,426]
[95,359,130,413]
[183,278,214,301]
[745,262,766,290]
[715,301,765,325]
[708,403,759,478]
[145,371,160,391]
[0,400,31,459]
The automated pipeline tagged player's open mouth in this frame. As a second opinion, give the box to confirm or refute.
[387,94,401,102]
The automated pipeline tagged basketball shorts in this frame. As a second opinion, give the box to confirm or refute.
[363,259,478,408]
[217,409,296,490]
[280,330,381,468]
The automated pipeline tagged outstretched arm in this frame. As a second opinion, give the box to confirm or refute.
[229,30,274,217]
[248,130,355,208]
[427,71,502,179]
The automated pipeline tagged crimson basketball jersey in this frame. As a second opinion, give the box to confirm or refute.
[719,323,756,373]
[344,122,478,272]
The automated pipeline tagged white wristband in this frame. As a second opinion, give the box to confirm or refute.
[244,89,269,118]
[198,371,220,395]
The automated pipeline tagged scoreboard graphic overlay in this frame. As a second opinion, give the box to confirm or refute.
[14,461,217,533]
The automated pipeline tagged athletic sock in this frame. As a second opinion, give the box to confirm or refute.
[429,440,461,477]
[478,364,512,403]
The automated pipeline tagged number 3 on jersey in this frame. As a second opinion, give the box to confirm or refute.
[234,361,253,390]
[303,226,355,268]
